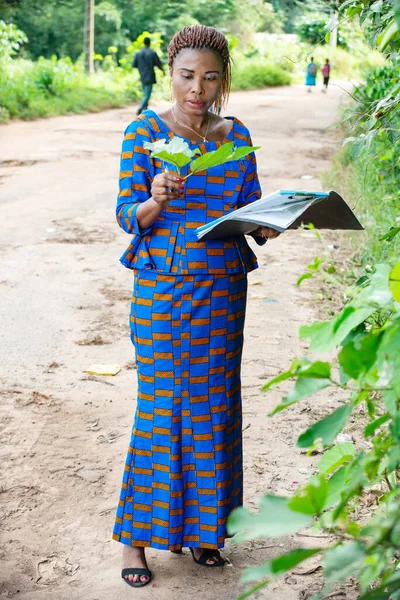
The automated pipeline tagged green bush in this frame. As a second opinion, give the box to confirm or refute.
[325,63,400,268]
[296,14,365,51]
[231,58,291,90]
[0,55,140,121]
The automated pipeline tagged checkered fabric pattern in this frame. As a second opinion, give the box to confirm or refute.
[113,271,247,550]
[116,110,263,275]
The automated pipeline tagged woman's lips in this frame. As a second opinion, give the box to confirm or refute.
[187,100,206,108]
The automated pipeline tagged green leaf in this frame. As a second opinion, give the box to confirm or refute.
[190,143,259,174]
[265,361,332,416]
[324,542,366,586]
[386,444,400,472]
[229,145,261,161]
[300,307,375,353]
[323,465,350,508]
[347,6,362,17]
[242,548,321,584]
[297,404,353,448]
[190,141,234,172]
[364,413,390,438]
[227,495,313,540]
[389,262,400,301]
[359,574,400,600]
[263,360,331,393]
[338,332,381,380]
[389,414,400,442]
[324,31,331,44]
[144,136,198,170]
[379,226,400,242]
[238,579,270,600]
[339,364,351,385]
[377,19,399,51]
[270,376,332,416]
[332,453,366,518]
[395,0,400,30]
[383,389,398,416]
[318,443,356,476]
[297,272,314,286]
[288,475,328,515]
[150,150,192,169]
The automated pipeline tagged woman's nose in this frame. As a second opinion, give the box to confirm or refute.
[190,78,204,94]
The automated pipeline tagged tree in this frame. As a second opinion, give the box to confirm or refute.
[84,0,94,74]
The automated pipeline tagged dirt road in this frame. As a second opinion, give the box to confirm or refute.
[0,84,349,600]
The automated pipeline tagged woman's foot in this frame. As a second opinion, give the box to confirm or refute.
[190,547,224,566]
[122,545,151,585]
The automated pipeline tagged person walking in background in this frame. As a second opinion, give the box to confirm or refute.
[133,37,165,115]
[305,56,317,92]
[321,59,331,93]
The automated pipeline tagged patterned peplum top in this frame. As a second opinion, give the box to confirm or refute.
[116,110,264,275]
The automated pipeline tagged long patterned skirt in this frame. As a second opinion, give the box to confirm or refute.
[113,271,248,551]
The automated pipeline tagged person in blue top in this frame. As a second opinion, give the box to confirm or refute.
[113,24,281,588]
[305,56,317,92]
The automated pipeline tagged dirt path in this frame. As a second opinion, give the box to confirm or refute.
[0,84,348,600]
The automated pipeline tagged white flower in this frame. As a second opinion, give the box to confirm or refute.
[143,139,168,153]
[167,137,196,157]
[143,136,198,158]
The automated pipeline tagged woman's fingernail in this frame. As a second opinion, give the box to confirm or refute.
[176,177,182,182]
[179,186,184,192]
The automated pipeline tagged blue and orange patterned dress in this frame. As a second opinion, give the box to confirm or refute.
[113,110,263,551]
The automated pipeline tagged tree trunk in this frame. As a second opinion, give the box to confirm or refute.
[330,0,339,48]
[84,0,94,75]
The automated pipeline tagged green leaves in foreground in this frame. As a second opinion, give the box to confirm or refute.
[238,548,322,599]
[241,548,322,584]
[300,264,393,353]
[319,542,367,596]
[240,261,400,599]
[297,404,353,448]
[317,442,356,476]
[227,495,313,542]
[263,359,332,416]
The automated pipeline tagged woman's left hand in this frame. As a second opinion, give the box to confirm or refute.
[253,226,281,240]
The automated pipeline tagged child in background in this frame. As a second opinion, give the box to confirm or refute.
[322,59,331,93]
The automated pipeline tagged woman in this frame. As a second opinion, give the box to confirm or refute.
[305,56,317,92]
[113,24,280,588]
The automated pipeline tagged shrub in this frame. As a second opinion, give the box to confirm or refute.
[231,58,291,90]
[0,56,140,121]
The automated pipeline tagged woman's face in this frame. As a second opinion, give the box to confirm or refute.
[170,48,223,116]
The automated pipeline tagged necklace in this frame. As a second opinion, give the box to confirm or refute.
[171,107,210,142]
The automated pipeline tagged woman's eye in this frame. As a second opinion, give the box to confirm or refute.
[181,75,191,80]
[205,77,217,81]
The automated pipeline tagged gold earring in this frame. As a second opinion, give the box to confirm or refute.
[169,84,174,103]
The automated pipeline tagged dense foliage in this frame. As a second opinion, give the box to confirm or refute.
[229,1,400,599]
[229,262,400,600]
[0,18,294,122]
[0,0,287,60]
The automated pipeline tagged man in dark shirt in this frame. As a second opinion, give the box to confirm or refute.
[133,37,165,115]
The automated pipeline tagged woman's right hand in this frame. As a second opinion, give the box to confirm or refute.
[151,172,183,206]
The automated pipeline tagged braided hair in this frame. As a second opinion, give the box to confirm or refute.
[168,25,231,112]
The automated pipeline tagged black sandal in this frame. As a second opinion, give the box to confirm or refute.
[189,547,225,567]
[121,567,152,587]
